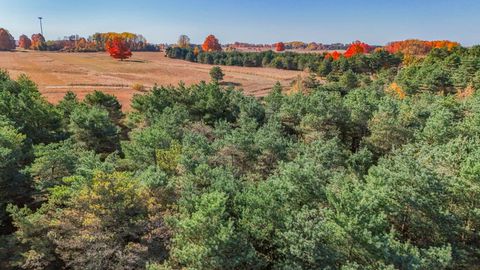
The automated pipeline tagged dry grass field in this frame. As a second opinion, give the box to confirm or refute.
[0,51,304,110]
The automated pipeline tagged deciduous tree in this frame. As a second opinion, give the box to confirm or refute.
[18,35,31,50]
[91,32,147,51]
[325,51,341,60]
[193,46,200,56]
[177,34,190,48]
[386,39,460,55]
[106,37,132,61]
[202,34,221,52]
[0,28,15,51]
[31,33,46,50]
[275,42,285,52]
[344,41,372,58]
[50,172,167,270]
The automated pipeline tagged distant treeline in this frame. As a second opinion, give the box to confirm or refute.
[16,31,161,52]
[166,46,402,75]
[225,41,350,51]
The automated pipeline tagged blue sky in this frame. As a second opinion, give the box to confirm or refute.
[0,0,479,45]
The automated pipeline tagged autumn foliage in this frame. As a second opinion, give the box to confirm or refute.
[91,32,147,51]
[324,41,371,61]
[193,46,200,56]
[428,40,460,50]
[106,37,132,60]
[344,41,372,58]
[31,33,46,50]
[275,42,285,52]
[18,35,32,49]
[385,39,460,55]
[387,82,406,99]
[325,51,341,60]
[202,35,222,52]
[0,28,15,51]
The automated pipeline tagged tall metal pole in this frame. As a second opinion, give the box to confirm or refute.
[38,17,43,36]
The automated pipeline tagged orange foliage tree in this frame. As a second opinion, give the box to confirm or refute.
[427,40,460,50]
[202,35,222,52]
[193,46,200,56]
[385,39,459,55]
[387,82,406,99]
[106,37,132,61]
[77,37,87,49]
[18,35,32,49]
[91,32,147,51]
[306,42,321,51]
[344,41,372,58]
[0,28,15,51]
[31,33,46,50]
[287,41,305,49]
[275,42,285,52]
[325,51,341,60]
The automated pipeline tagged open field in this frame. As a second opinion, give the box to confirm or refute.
[0,51,304,109]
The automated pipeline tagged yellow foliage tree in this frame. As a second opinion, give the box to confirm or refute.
[387,82,406,99]
[193,46,200,57]
[156,141,182,174]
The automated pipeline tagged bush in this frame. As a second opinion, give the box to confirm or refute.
[210,66,224,82]
[133,83,146,92]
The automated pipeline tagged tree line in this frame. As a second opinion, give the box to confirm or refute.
[0,28,159,52]
[166,45,402,75]
[1,45,480,269]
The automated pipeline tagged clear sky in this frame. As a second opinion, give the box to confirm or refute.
[0,0,479,46]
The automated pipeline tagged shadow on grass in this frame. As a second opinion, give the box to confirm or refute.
[123,59,148,63]
[220,81,242,87]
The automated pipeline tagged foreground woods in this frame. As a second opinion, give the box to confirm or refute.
[1,46,480,269]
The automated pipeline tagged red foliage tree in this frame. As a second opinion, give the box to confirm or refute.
[31,33,46,50]
[344,41,372,58]
[202,35,222,52]
[0,28,15,51]
[275,42,285,52]
[77,37,87,49]
[18,35,32,49]
[386,39,431,55]
[385,39,460,55]
[106,37,132,61]
[428,40,459,50]
[325,51,341,61]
